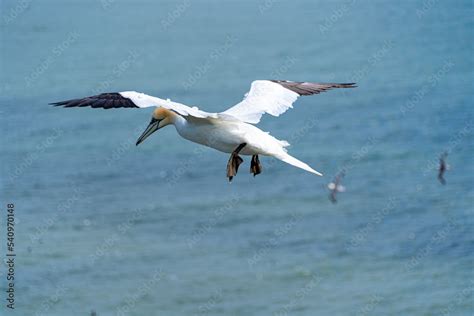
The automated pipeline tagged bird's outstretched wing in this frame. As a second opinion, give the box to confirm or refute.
[51,91,217,119]
[222,80,356,124]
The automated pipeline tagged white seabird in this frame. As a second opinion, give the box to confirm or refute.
[328,170,346,203]
[52,80,356,181]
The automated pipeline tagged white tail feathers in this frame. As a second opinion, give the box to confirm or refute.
[278,154,323,176]
[279,140,290,147]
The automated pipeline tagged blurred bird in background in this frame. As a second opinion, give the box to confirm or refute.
[328,170,346,203]
[438,151,449,185]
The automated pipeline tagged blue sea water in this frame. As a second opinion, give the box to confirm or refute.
[1,0,473,315]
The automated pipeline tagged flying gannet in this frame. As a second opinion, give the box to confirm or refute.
[438,151,449,185]
[328,170,346,203]
[52,80,356,181]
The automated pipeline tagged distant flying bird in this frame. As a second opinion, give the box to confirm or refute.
[328,171,346,203]
[438,152,449,185]
[52,80,356,181]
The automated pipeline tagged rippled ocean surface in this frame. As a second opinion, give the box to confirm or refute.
[1,1,473,315]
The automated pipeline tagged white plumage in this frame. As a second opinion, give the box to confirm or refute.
[53,80,356,179]
[222,80,299,123]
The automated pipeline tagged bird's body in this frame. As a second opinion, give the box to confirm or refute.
[155,109,317,175]
[438,152,449,185]
[328,171,346,203]
[174,115,286,156]
[52,79,356,180]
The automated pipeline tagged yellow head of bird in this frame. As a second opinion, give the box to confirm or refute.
[136,107,174,146]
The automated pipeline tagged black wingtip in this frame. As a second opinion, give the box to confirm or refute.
[341,83,357,87]
[50,100,71,106]
[49,93,138,109]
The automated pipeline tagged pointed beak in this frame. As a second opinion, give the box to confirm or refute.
[136,118,160,146]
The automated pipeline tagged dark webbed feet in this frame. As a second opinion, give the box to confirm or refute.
[227,155,243,182]
[250,154,262,177]
[227,143,246,182]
